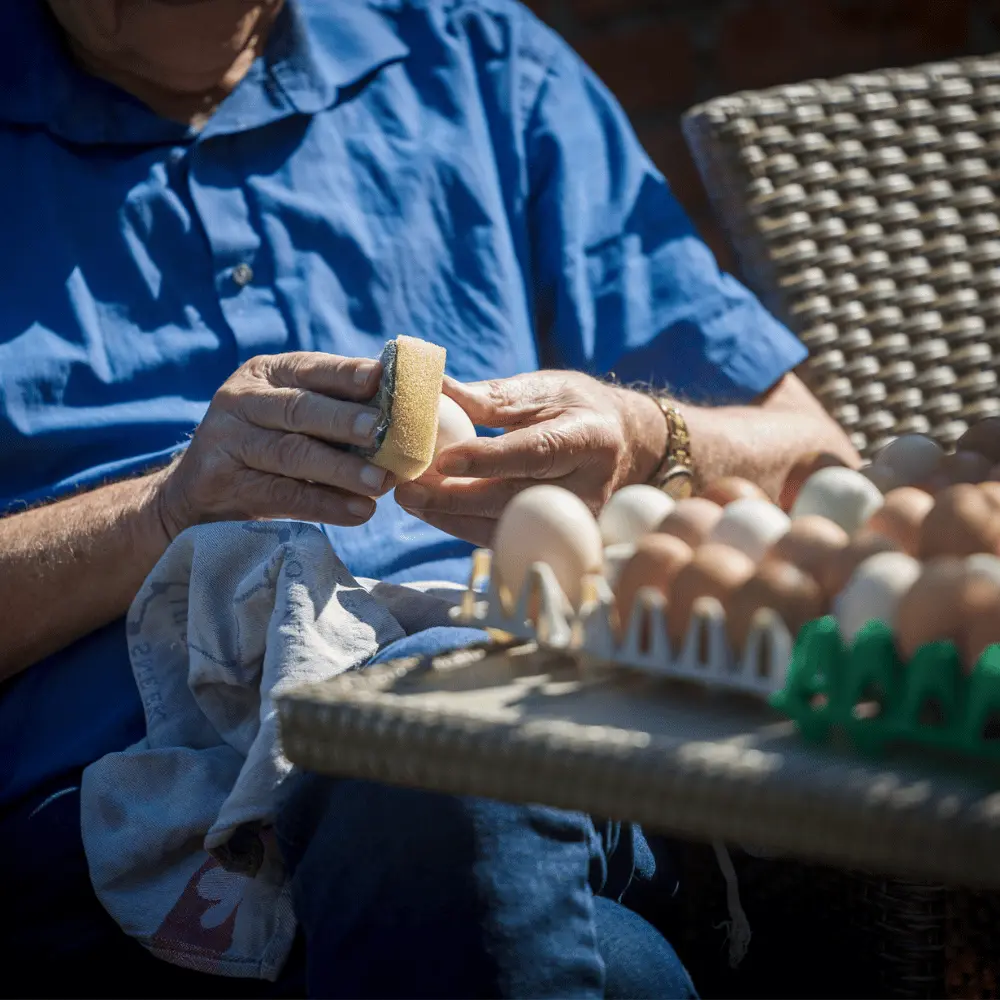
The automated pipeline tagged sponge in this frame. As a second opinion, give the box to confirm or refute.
[355,335,447,482]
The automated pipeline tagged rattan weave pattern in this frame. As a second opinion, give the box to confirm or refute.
[683,58,1000,458]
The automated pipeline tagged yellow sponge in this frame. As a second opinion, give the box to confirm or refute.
[359,335,446,482]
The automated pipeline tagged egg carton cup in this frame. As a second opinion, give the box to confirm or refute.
[777,615,1000,764]
[451,549,793,700]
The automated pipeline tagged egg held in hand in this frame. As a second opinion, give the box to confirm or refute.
[424,393,477,475]
[598,485,676,547]
[492,485,603,610]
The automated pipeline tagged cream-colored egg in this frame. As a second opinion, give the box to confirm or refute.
[492,485,603,609]
[833,552,922,645]
[707,498,790,562]
[603,542,638,590]
[873,434,944,485]
[790,466,885,535]
[434,394,477,457]
[598,485,676,547]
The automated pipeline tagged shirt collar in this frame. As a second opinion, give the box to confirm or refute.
[0,1,409,145]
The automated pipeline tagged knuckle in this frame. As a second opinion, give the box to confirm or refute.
[281,391,309,433]
[262,476,300,512]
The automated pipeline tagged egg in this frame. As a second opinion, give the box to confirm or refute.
[957,418,1000,464]
[434,394,477,456]
[815,532,901,600]
[598,485,676,547]
[779,452,850,512]
[859,463,905,494]
[764,516,849,578]
[939,450,994,485]
[613,534,694,639]
[492,485,603,610]
[701,477,768,506]
[603,543,637,590]
[958,555,1000,669]
[656,498,723,549]
[790,466,885,535]
[726,559,825,651]
[863,487,935,556]
[873,434,944,485]
[706,498,790,562]
[667,544,755,645]
[895,558,966,660]
[918,484,1000,560]
[833,552,922,646]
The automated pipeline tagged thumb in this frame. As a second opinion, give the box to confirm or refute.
[442,373,558,428]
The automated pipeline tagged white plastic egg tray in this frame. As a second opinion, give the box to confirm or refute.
[450,549,794,700]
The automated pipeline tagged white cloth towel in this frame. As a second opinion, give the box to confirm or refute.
[80,520,460,980]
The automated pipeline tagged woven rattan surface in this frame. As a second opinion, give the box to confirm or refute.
[277,642,1000,890]
[683,57,1000,458]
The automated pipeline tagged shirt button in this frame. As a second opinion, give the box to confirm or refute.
[231,263,254,287]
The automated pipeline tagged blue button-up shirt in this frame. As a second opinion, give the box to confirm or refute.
[0,0,806,805]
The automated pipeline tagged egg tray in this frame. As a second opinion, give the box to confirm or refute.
[776,615,1000,763]
[451,550,1000,766]
[450,549,794,700]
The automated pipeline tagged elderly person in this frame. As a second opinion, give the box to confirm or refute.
[0,0,856,996]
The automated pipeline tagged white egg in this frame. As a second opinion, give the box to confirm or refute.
[603,542,637,589]
[706,498,790,562]
[790,466,885,535]
[834,551,922,645]
[965,553,1000,587]
[492,485,603,608]
[873,434,943,485]
[598,485,676,547]
[434,394,477,457]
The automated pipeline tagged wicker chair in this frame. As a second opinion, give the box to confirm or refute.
[672,56,1000,998]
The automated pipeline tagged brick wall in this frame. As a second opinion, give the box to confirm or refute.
[523,0,1000,272]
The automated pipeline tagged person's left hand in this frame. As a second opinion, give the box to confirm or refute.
[394,371,666,546]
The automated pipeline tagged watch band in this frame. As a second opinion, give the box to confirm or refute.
[648,397,695,499]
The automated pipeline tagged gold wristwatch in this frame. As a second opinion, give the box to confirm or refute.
[648,397,695,499]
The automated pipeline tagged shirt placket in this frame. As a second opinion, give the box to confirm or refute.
[185,140,290,364]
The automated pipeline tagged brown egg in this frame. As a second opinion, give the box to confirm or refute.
[726,559,826,651]
[667,544,755,645]
[957,418,1000,464]
[764,515,849,579]
[779,452,850,513]
[656,498,723,549]
[700,477,768,506]
[614,534,694,639]
[918,484,1000,559]
[815,532,901,600]
[895,558,965,661]
[863,487,935,556]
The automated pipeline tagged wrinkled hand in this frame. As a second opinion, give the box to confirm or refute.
[156,352,393,539]
[394,371,665,546]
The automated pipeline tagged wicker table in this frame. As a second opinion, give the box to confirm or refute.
[277,640,1000,890]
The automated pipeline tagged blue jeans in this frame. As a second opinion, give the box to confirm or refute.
[1,628,696,998]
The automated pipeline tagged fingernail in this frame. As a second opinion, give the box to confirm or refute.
[439,455,470,476]
[360,464,387,490]
[399,485,428,508]
[354,361,378,386]
[347,498,373,517]
[353,409,378,439]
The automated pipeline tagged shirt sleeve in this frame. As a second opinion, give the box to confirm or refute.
[520,17,807,405]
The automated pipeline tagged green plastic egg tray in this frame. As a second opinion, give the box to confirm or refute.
[771,616,1000,763]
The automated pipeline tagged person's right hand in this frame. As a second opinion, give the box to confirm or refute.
[155,352,391,539]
